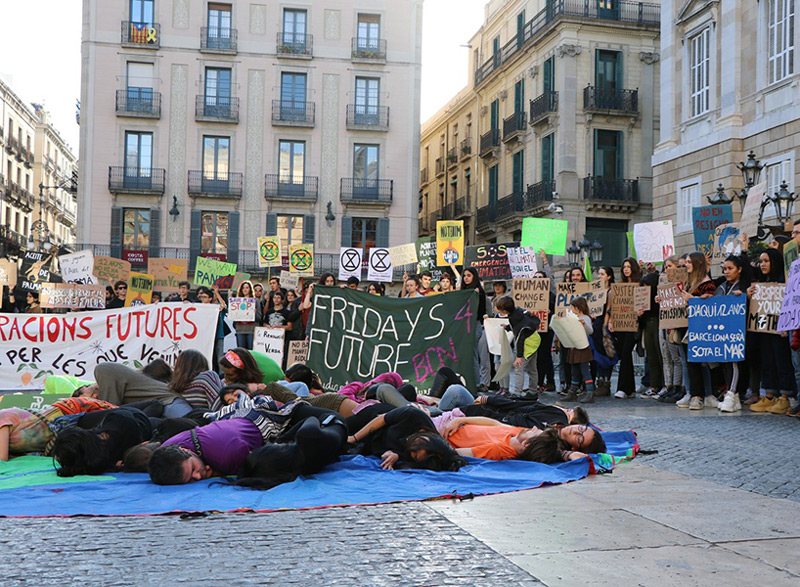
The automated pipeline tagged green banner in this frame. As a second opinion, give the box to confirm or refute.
[520,218,568,255]
[193,257,238,288]
[306,286,477,393]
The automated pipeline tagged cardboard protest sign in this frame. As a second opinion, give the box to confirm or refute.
[40,283,106,310]
[666,267,688,287]
[633,220,675,263]
[306,286,477,394]
[483,317,511,355]
[280,270,300,292]
[288,244,314,276]
[338,247,363,282]
[416,237,443,283]
[609,283,638,332]
[778,258,800,332]
[634,286,651,314]
[692,205,733,257]
[124,272,154,307]
[388,243,418,267]
[550,315,589,350]
[286,340,308,366]
[463,243,514,281]
[0,303,218,390]
[194,257,237,288]
[94,256,131,286]
[520,218,568,255]
[783,241,799,280]
[555,281,608,318]
[147,258,189,294]
[739,181,767,239]
[712,223,743,263]
[228,297,258,322]
[747,284,784,334]
[58,250,97,285]
[230,272,251,294]
[0,260,17,288]
[687,296,746,362]
[658,284,688,329]
[436,221,465,266]
[511,278,550,332]
[506,247,538,279]
[253,327,286,368]
[258,236,282,268]
[20,251,58,292]
[367,248,393,282]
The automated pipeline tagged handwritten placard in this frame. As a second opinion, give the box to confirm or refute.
[778,258,800,332]
[506,247,539,279]
[610,283,638,332]
[40,283,106,310]
[231,272,252,294]
[147,258,189,293]
[511,278,550,332]
[125,272,154,306]
[739,181,767,239]
[0,260,17,287]
[194,257,237,288]
[388,243,418,267]
[280,270,299,292]
[692,205,733,258]
[254,327,286,368]
[58,250,97,285]
[666,267,688,287]
[464,243,514,281]
[555,281,608,318]
[658,284,688,329]
[747,284,783,334]
[520,218,568,255]
[633,220,675,263]
[712,223,743,263]
[287,340,309,366]
[687,296,746,362]
[634,286,651,314]
[94,256,131,285]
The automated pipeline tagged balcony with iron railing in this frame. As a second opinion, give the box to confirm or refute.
[8,182,34,212]
[108,166,166,195]
[474,0,659,86]
[477,204,494,226]
[276,32,312,58]
[460,137,472,160]
[429,209,442,228]
[446,147,459,169]
[0,224,27,251]
[340,178,393,204]
[435,157,445,177]
[583,86,638,114]
[116,89,161,118]
[418,215,430,235]
[583,176,639,203]
[195,95,240,123]
[201,27,238,54]
[345,105,389,131]
[479,129,500,157]
[453,189,473,218]
[526,179,556,208]
[503,111,527,142]
[271,100,315,127]
[264,174,319,201]
[530,91,559,124]
[351,37,387,62]
[5,136,18,155]
[420,167,429,185]
[121,21,160,48]
[188,170,243,198]
[21,146,34,168]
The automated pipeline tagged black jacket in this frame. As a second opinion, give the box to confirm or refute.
[506,307,541,358]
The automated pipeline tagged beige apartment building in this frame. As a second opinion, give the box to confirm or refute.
[419,0,661,266]
[653,0,800,251]
[78,0,422,273]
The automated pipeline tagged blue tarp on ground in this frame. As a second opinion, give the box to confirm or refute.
[0,430,638,518]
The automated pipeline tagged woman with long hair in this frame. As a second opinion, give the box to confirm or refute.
[607,257,641,398]
[461,267,491,393]
[533,269,557,392]
[170,349,223,410]
[655,257,686,403]
[232,280,261,350]
[592,266,616,396]
[746,248,796,414]
[638,261,664,398]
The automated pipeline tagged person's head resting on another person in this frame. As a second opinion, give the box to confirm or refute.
[148,444,212,485]
[219,383,249,406]
[514,424,606,463]
[219,348,264,384]
[141,358,173,383]
[346,276,360,290]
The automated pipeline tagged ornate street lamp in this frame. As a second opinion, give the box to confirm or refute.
[737,150,764,188]
[590,239,604,266]
[707,183,734,206]
[578,236,591,256]
[769,181,796,225]
[567,240,581,267]
[169,195,180,222]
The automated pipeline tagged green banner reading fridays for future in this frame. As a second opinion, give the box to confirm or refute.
[306,286,477,394]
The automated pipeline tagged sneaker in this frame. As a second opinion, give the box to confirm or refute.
[788,397,799,410]
[689,396,704,410]
[544,382,556,392]
[744,394,761,405]
[767,396,791,414]
[636,384,648,394]
[749,396,776,412]
[676,393,692,408]
[655,387,670,401]
[718,391,742,413]
[787,402,800,417]
[641,388,659,398]
[614,390,630,399]
[659,387,683,403]
[577,391,595,404]
[563,389,579,402]
[704,395,720,409]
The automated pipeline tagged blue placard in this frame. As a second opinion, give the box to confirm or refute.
[692,205,733,257]
[687,296,746,362]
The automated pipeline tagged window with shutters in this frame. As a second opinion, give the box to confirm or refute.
[676,176,702,234]
[768,0,795,85]
[277,215,304,246]
[352,218,377,254]
[201,211,228,254]
[689,28,710,117]
[123,208,150,249]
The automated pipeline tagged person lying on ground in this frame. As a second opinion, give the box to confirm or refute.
[222,381,360,418]
[345,404,466,471]
[460,390,590,429]
[169,349,223,410]
[220,348,283,387]
[337,372,404,403]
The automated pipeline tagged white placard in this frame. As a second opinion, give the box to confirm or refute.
[253,326,286,367]
[59,250,98,285]
[739,181,767,239]
[228,297,257,322]
[483,317,512,355]
[388,243,418,267]
[506,247,539,279]
[633,220,675,263]
[280,270,299,292]
[338,247,363,281]
[367,247,393,282]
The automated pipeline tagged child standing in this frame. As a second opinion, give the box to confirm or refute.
[564,298,596,404]
[495,297,541,398]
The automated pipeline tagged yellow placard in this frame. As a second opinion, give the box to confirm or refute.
[288,244,314,276]
[124,272,154,307]
[436,221,464,266]
[258,236,282,268]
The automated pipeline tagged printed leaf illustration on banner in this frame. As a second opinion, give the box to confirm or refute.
[288,244,314,276]
[436,221,464,266]
[258,236,282,268]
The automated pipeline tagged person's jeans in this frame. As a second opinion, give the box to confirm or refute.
[513,352,538,394]
[791,348,800,398]
[163,397,194,418]
[277,380,309,397]
[235,332,254,350]
[438,384,475,412]
[474,324,491,387]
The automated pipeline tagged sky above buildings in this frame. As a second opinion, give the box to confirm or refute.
[0,0,487,153]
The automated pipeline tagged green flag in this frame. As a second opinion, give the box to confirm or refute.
[583,254,593,282]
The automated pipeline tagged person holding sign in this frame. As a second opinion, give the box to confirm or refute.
[746,249,795,414]
[606,258,641,399]
[638,267,664,398]
[561,298,596,404]
[461,268,491,393]
[494,297,540,398]
[232,281,261,350]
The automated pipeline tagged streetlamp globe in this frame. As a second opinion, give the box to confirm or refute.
[567,240,581,267]
[770,181,796,224]
[707,183,734,206]
[590,239,603,265]
[737,150,763,188]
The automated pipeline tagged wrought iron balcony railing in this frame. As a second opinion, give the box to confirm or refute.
[351,37,387,61]
[530,91,558,123]
[479,129,500,157]
[340,178,393,203]
[121,21,160,48]
[201,27,238,53]
[264,174,319,201]
[435,157,445,177]
[195,95,240,122]
[276,32,312,58]
[583,86,638,113]
[345,105,389,130]
[116,89,161,118]
[459,137,472,160]
[583,176,639,202]
[503,111,527,142]
[188,170,243,198]
[108,166,166,194]
[271,100,315,127]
